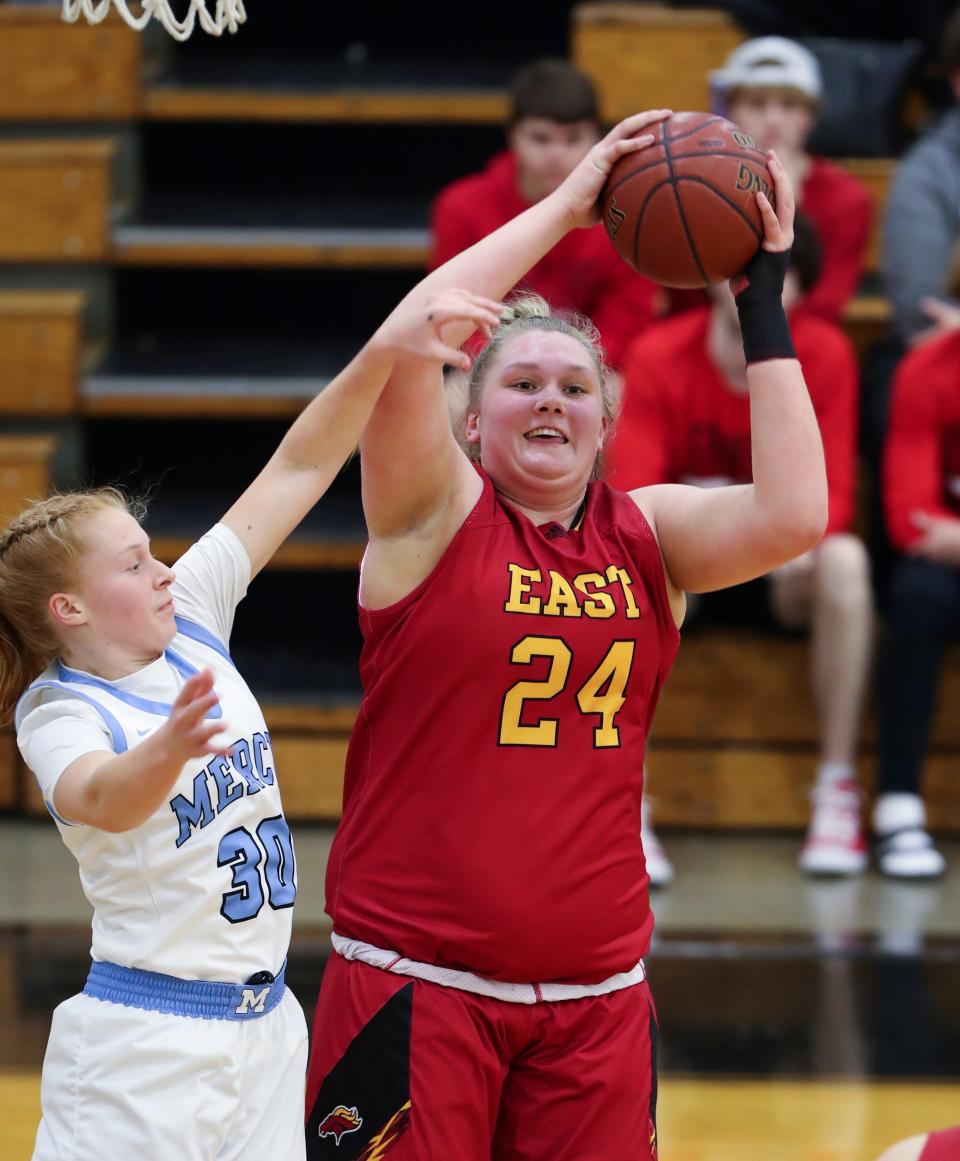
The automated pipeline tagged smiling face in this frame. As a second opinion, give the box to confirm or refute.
[49,506,177,670]
[464,329,607,504]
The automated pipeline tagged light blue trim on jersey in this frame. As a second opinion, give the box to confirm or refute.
[174,615,236,669]
[56,655,223,721]
[20,681,129,755]
[16,680,130,829]
[84,959,287,1021]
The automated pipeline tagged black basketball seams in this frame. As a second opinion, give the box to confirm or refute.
[674,175,764,242]
[657,115,728,145]
[662,125,708,283]
[604,149,768,201]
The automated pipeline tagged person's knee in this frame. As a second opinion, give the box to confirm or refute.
[813,534,873,614]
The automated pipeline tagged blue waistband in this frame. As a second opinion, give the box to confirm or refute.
[83,960,287,1022]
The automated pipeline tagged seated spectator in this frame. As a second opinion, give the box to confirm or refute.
[883,6,960,345]
[607,220,873,878]
[875,324,960,878]
[711,36,873,324]
[429,58,661,368]
[875,1127,960,1160]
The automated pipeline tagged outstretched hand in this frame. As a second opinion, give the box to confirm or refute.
[374,289,503,372]
[157,668,228,760]
[555,109,672,230]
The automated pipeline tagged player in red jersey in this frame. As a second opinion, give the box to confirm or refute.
[875,1127,960,1160]
[306,110,827,1160]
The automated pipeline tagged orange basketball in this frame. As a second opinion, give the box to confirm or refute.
[599,111,773,288]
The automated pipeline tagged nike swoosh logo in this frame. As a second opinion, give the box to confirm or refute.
[136,728,152,736]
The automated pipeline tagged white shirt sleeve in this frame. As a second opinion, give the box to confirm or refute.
[18,695,114,805]
[169,524,251,649]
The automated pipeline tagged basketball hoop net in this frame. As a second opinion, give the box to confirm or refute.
[62,0,247,41]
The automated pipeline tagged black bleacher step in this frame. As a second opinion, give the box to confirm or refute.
[82,333,357,414]
[113,189,430,267]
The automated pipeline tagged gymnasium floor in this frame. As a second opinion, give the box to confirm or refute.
[3,822,959,1160]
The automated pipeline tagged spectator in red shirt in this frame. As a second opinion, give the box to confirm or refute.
[711,36,873,325]
[607,219,874,879]
[876,314,960,879]
[429,58,661,369]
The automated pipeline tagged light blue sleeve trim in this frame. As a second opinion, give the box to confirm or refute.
[24,681,129,755]
[174,615,236,669]
[17,680,130,829]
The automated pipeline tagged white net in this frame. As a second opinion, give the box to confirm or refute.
[62,0,247,41]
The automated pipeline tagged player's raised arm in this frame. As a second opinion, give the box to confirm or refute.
[638,151,829,594]
[218,290,502,579]
[358,111,671,557]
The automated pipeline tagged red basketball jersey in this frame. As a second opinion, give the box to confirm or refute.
[326,469,680,984]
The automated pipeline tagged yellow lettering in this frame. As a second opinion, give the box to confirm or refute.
[543,571,582,618]
[504,564,542,614]
[573,572,615,618]
[605,565,641,619]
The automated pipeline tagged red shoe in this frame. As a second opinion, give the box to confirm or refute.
[799,779,868,876]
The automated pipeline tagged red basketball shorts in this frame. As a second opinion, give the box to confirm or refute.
[306,952,660,1160]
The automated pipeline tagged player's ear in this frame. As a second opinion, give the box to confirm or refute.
[464,409,481,446]
[49,591,87,628]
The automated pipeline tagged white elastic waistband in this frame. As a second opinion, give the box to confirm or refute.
[330,933,645,1004]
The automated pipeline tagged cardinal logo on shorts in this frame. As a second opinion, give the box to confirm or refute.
[318,1104,363,1145]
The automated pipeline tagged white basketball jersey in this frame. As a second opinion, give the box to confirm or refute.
[16,525,294,982]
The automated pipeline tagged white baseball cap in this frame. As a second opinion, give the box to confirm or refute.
[711,36,823,102]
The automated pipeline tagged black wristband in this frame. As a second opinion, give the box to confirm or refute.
[732,247,796,365]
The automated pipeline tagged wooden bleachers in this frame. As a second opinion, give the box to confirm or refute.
[572,3,746,121]
[0,139,116,262]
[0,6,140,121]
[0,291,85,416]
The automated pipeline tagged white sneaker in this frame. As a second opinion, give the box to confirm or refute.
[799,779,868,876]
[876,828,946,879]
[641,798,674,887]
[873,793,946,880]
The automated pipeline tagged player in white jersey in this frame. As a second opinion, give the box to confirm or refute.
[0,290,501,1161]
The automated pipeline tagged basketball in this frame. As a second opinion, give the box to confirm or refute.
[600,111,774,288]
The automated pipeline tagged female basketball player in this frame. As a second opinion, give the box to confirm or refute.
[305,112,827,1159]
[1,291,501,1161]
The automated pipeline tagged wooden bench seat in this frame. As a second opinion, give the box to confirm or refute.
[0,291,85,416]
[0,5,140,121]
[0,434,58,529]
[143,87,508,125]
[0,139,116,262]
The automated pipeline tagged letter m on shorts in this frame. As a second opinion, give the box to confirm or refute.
[236,986,270,1015]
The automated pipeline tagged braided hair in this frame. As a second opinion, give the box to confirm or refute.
[0,488,136,722]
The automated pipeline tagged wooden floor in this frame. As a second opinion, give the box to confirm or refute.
[4,1074,958,1160]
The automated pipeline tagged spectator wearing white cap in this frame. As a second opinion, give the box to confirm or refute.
[712,36,873,325]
